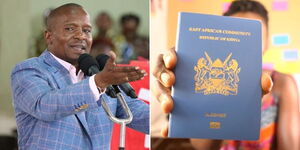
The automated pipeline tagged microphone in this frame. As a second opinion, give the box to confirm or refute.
[78,53,133,149]
[96,54,138,99]
[78,53,100,76]
[78,54,117,98]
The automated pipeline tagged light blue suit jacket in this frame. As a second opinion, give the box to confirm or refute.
[11,50,149,150]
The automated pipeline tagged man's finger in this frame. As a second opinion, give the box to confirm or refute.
[261,72,273,96]
[112,72,145,84]
[163,47,177,69]
[126,73,145,82]
[105,51,116,65]
[161,124,169,137]
[123,71,145,79]
[114,66,139,72]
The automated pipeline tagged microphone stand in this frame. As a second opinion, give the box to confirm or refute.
[101,85,133,150]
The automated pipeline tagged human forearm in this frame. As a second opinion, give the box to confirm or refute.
[277,75,300,150]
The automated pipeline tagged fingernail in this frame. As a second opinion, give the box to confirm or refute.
[161,72,170,84]
[142,70,148,76]
[135,66,140,70]
[163,54,171,64]
[268,81,273,92]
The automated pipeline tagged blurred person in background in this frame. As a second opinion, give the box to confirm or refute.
[94,11,113,40]
[152,0,299,150]
[91,12,115,57]
[113,14,149,63]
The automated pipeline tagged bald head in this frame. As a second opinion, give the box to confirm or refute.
[44,3,92,66]
[46,3,87,31]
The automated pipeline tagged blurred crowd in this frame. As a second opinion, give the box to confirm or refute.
[34,10,149,64]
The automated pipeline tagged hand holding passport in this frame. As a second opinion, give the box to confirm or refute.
[151,13,273,140]
[152,47,272,137]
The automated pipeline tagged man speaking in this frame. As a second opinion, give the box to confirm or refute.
[11,3,149,150]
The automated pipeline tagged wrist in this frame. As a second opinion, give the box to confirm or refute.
[96,86,106,93]
[95,73,108,89]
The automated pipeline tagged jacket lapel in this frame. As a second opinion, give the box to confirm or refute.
[40,50,92,138]
[42,50,72,87]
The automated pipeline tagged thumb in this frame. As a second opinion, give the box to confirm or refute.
[106,51,117,65]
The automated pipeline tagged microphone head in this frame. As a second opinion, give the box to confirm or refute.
[96,54,110,71]
[78,53,99,75]
[128,90,138,99]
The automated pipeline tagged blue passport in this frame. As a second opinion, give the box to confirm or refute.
[169,12,262,140]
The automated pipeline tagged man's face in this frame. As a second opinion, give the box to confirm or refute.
[230,12,268,53]
[45,8,92,66]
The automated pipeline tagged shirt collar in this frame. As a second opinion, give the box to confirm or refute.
[49,52,84,77]
[49,52,75,71]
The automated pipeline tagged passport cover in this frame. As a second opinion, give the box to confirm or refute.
[169,12,262,140]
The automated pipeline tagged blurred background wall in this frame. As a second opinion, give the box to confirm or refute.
[0,0,149,136]
[166,0,300,74]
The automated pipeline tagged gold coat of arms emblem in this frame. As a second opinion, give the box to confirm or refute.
[194,52,241,95]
